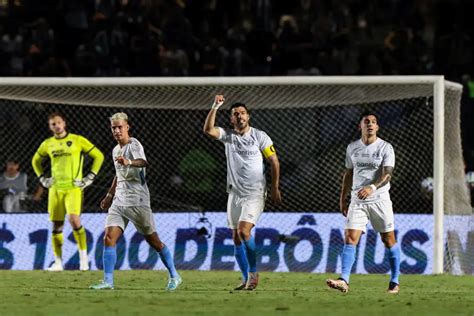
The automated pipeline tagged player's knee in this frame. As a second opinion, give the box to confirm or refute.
[344,235,359,245]
[382,236,396,248]
[238,228,251,241]
[103,233,117,247]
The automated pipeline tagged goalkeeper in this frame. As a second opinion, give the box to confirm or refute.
[32,112,104,271]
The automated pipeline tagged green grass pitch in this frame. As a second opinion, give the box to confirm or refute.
[0,271,473,315]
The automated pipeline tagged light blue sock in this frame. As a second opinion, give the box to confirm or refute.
[234,244,249,281]
[388,244,401,284]
[159,245,179,278]
[243,236,257,273]
[103,246,116,286]
[341,244,356,283]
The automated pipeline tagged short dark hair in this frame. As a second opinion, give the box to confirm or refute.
[48,111,67,122]
[230,102,250,114]
[6,157,19,164]
[358,110,378,123]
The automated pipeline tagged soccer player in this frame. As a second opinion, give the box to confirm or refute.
[203,95,282,290]
[326,111,400,294]
[90,112,181,290]
[32,112,104,271]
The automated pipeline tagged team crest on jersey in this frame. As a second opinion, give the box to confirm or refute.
[66,141,72,147]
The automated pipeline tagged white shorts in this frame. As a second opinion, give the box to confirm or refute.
[227,192,265,229]
[106,205,156,235]
[345,200,395,233]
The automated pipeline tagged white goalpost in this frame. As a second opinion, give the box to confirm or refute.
[0,76,470,274]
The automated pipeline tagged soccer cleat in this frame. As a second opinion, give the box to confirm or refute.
[166,275,183,291]
[387,282,400,294]
[233,281,247,291]
[245,272,259,291]
[46,261,64,272]
[89,280,114,290]
[326,278,349,293]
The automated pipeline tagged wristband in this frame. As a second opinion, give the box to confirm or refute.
[370,184,377,191]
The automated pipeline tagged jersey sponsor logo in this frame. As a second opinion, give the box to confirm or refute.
[51,150,71,158]
[233,150,259,156]
[355,162,379,168]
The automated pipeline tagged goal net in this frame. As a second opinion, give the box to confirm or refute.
[0,76,471,275]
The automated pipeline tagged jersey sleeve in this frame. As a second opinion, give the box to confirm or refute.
[383,143,395,167]
[258,131,276,159]
[217,127,231,143]
[131,139,147,161]
[77,135,96,153]
[32,140,48,177]
[345,144,353,169]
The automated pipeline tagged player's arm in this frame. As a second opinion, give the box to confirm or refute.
[32,144,54,188]
[115,157,148,168]
[340,168,353,217]
[203,95,225,139]
[263,145,282,205]
[357,166,394,200]
[100,176,117,210]
[87,146,105,175]
[75,138,105,189]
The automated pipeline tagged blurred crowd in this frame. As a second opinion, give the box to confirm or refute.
[0,0,473,213]
[0,0,472,79]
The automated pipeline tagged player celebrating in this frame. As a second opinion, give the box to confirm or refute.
[32,112,104,271]
[90,112,181,290]
[203,95,282,290]
[326,111,400,294]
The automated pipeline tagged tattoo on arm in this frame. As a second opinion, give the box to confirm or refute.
[374,166,393,189]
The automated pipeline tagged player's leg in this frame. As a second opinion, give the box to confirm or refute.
[47,187,66,271]
[130,206,181,291]
[144,232,182,291]
[90,226,123,290]
[372,200,400,294]
[327,203,366,292]
[90,205,127,290]
[228,193,249,290]
[238,195,265,291]
[65,188,88,270]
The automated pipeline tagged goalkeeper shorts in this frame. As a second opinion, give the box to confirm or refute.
[48,187,83,221]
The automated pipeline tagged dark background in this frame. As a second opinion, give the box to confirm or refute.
[0,0,473,212]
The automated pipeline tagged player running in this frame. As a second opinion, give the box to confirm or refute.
[90,112,181,291]
[326,111,400,294]
[203,95,282,290]
[32,112,104,271]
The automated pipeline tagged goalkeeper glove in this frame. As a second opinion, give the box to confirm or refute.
[39,176,55,188]
[211,96,225,110]
[74,172,96,189]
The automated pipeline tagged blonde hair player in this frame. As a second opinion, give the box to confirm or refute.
[32,112,104,271]
[89,112,182,290]
[203,95,282,290]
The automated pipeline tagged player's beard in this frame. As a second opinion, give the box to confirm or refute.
[235,119,248,130]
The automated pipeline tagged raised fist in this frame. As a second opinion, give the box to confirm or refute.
[212,95,225,110]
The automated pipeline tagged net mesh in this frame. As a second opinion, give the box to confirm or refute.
[0,77,471,274]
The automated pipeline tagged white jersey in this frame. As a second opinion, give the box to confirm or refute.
[112,137,150,207]
[218,127,273,197]
[345,137,395,203]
